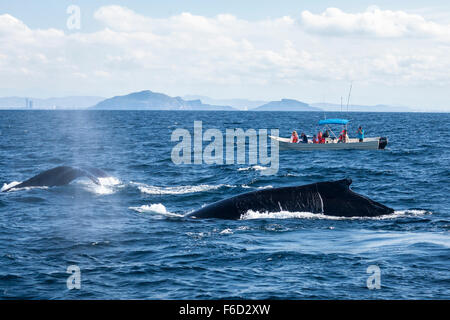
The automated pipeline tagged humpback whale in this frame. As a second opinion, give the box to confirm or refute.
[187,179,394,219]
[1,166,109,192]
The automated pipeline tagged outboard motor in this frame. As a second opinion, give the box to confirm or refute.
[378,137,388,149]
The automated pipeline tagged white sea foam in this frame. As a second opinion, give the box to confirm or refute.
[1,181,22,192]
[240,184,273,190]
[240,209,430,220]
[132,182,234,195]
[219,228,233,234]
[257,185,273,189]
[1,181,48,192]
[391,210,430,217]
[129,203,184,218]
[186,231,211,239]
[78,176,121,195]
[98,177,121,186]
[241,210,332,220]
[238,165,269,172]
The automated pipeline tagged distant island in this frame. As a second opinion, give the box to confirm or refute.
[0,89,435,112]
[91,90,234,111]
[183,95,269,110]
[91,91,320,112]
[253,99,320,112]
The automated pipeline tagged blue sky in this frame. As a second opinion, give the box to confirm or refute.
[0,1,397,26]
[5,0,450,27]
[1,1,450,110]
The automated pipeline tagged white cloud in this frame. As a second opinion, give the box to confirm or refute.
[300,6,450,39]
[94,5,152,32]
[0,6,449,108]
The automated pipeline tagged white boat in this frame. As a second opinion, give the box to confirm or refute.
[270,119,388,151]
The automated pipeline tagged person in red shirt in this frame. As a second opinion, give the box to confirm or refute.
[313,134,319,144]
[318,131,324,144]
[339,129,349,143]
[290,131,299,143]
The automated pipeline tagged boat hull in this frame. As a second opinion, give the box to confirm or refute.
[270,136,387,151]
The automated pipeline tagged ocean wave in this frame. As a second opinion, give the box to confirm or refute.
[238,165,269,172]
[77,176,122,195]
[392,210,431,217]
[1,181,22,192]
[98,177,121,186]
[240,209,430,220]
[257,185,273,189]
[241,184,273,189]
[129,203,184,218]
[131,182,235,195]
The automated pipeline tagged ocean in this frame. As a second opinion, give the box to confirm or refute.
[0,110,449,299]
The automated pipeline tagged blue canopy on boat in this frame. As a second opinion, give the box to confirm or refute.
[318,119,349,125]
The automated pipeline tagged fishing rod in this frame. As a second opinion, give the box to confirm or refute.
[346,82,353,116]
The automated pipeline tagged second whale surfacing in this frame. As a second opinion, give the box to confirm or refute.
[187,179,394,219]
[1,166,110,192]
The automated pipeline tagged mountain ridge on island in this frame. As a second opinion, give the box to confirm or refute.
[91,90,235,111]
[183,95,269,110]
[0,91,429,112]
[253,98,321,111]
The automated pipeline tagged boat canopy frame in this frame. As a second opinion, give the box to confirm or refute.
[318,118,349,126]
[318,119,349,140]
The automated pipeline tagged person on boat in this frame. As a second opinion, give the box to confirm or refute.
[323,130,330,138]
[357,126,364,142]
[290,131,299,143]
[300,132,308,143]
[344,129,349,142]
[313,134,319,144]
[318,131,324,144]
[338,129,349,143]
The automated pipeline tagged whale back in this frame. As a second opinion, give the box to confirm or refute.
[189,180,334,219]
[2,166,104,192]
[188,179,394,219]
[18,166,81,187]
[316,179,394,217]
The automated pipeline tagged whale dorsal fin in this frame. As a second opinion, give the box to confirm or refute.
[335,178,352,188]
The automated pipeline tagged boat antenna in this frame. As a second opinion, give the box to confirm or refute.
[346,82,352,115]
[322,92,327,120]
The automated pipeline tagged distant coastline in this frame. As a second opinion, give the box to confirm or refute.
[0,89,446,112]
